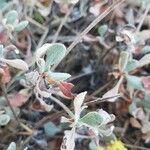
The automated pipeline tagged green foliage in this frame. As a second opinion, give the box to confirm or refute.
[119,51,130,72]
[14,21,29,32]
[126,75,143,90]
[44,122,60,137]
[5,10,18,24]
[7,142,16,150]
[80,112,103,127]
[98,25,108,37]
[0,114,10,126]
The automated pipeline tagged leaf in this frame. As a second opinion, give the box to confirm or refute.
[14,21,28,32]
[44,122,60,137]
[0,67,11,84]
[141,76,150,92]
[45,43,66,70]
[125,59,139,72]
[8,89,29,107]
[141,46,150,54]
[130,117,142,129]
[119,51,130,72]
[59,81,74,98]
[4,107,20,119]
[54,0,79,4]
[98,25,108,37]
[126,75,143,90]
[61,128,76,150]
[7,142,16,150]
[80,111,103,127]
[2,59,29,71]
[48,72,71,81]
[74,91,87,114]
[5,10,18,24]
[0,114,10,126]
[102,77,123,102]
[138,53,150,67]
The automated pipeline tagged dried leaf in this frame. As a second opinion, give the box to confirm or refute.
[138,53,150,67]
[102,77,123,102]
[8,89,29,107]
[59,81,74,98]
[2,59,28,71]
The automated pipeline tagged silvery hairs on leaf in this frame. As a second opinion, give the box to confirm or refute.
[61,128,76,150]
[7,142,16,150]
[54,0,79,4]
[35,43,66,72]
[102,76,123,102]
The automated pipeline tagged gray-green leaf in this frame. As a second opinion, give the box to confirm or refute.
[0,114,10,126]
[14,21,29,32]
[5,10,18,24]
[44,122,60,137]
[125,59,139,72]
[7,142,16,150]
[98,25,108,37]
[45,43,66,70]
[80,112,103,127]
[126,75,143,90]
[119,51,130,72]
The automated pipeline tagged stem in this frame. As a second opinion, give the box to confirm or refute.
[1,84,20,125]
[52,0,125,70]
[84,94,121,105]
[137,5,150,32]
[52,5,74,43]
[49,95,74,118]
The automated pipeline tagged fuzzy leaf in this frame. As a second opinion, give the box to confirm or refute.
[74,91,87,114]
[126,75,143,90]
[98,25,108,37]
[5,10,18,24]
[141,46,150,54]
[102,77,123,102]
[2,59,28,71]
[138,53,150,67]
[44,122,60,137]
[45,43,66,69]
[61,128,75,150]
[8,89,29,107]
[59,81,74,98]
[125,59,139,72]
[14,21,28,32]
[48,72,71,81]
[7,142,16,150]
[80,112,103,127]
[0,114,10,126]
[119,51,129,72]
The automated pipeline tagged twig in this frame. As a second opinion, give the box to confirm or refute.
[49,95,74,118]
[125,144,150,150]
[84,94,121,105]
[137,5,150,32]
[52,5,74,43]
[26,16,48,31]
[52,0,125,70]
[1,84,20,125]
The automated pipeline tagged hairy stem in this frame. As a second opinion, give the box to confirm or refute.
[1,84,20,125]
[49,95,74,118]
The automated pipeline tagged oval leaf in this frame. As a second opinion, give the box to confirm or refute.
[45,43,66,69]
[5,10,18,24]
[126,75,143,90]
[98,25,108,37]
[3,59,28,71]
[14,21,28,32]
[119,51,129,72]
[7,142,16,150]
[80,112,103,127]
[138,53,150,67]
[0,114,10,126]
[48,72,71,81]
